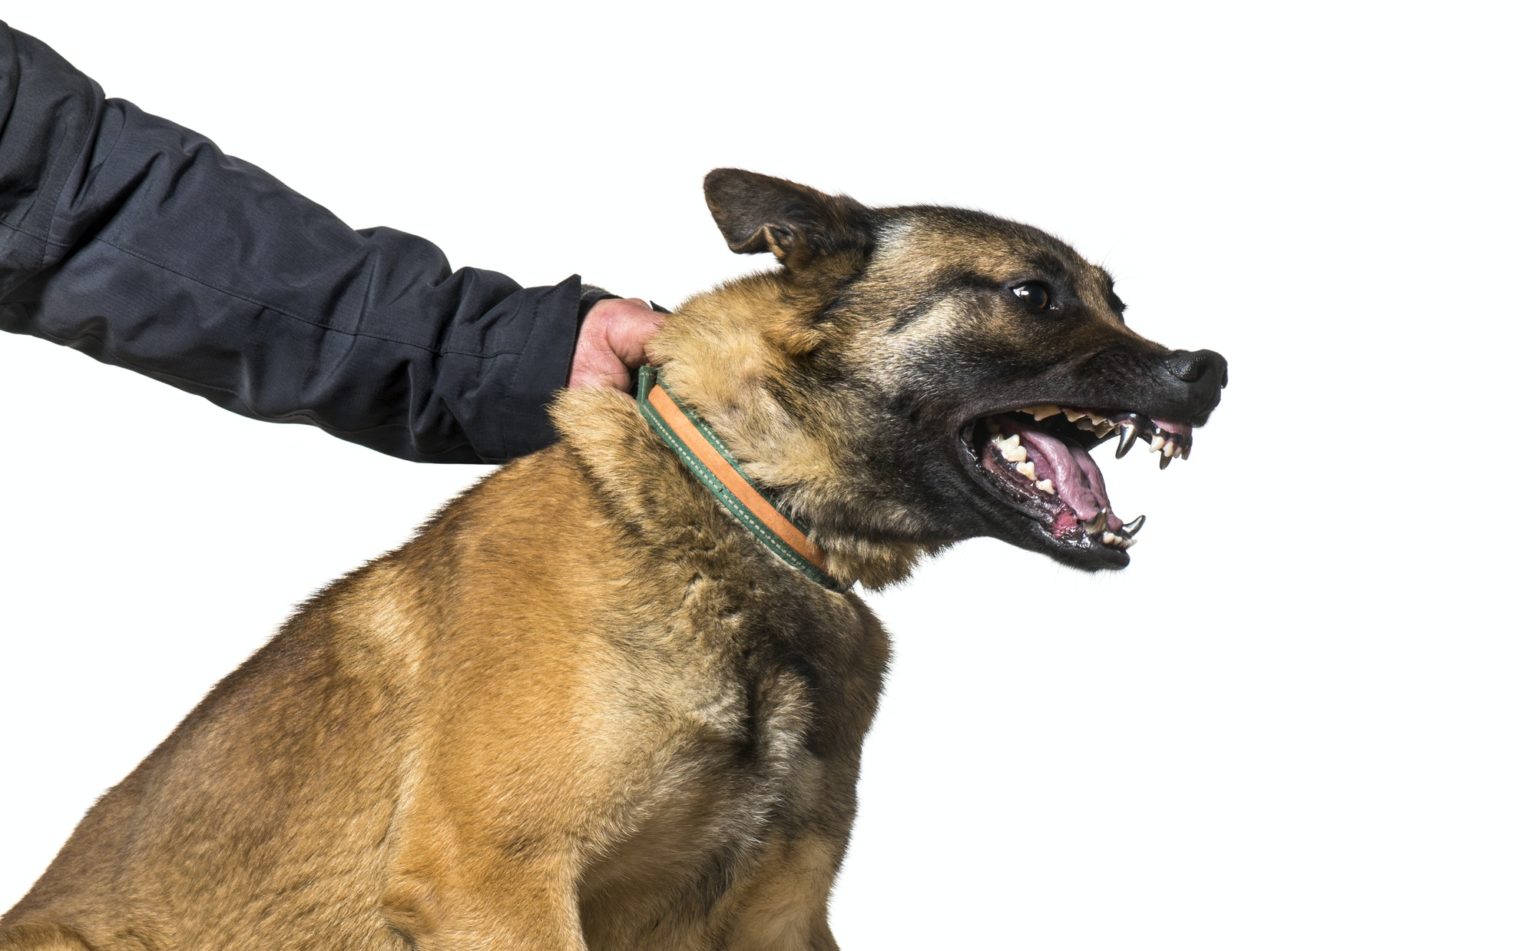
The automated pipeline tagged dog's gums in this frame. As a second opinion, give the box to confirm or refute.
[960,405,1198,559]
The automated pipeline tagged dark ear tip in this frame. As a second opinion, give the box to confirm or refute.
[703,168,762,205]
[704,167,746,187]
[703,170,743,234]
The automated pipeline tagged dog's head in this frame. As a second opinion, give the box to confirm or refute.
[649,169,1226,581]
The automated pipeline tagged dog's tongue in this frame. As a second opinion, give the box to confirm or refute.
[996,416,1121,531]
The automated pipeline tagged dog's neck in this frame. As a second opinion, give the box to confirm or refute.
[634,365,843,590]
[552,277,934,591]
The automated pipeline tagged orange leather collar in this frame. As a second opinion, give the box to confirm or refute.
[636,366,842,590]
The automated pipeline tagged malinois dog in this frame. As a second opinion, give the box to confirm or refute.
[1,170,1226,950]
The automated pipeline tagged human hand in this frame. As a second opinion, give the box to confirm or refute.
[567,298,666,392]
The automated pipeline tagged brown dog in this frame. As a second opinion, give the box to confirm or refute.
[0,170,1225,950]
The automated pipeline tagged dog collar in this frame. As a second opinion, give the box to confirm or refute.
[636,366,844,591]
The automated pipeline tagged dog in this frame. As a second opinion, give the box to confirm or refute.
[0,169,1226,950]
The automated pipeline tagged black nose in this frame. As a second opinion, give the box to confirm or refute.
[1164,349,1228,387]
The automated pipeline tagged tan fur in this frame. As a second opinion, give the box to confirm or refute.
[1,266,901,948]
[3,384,886,949]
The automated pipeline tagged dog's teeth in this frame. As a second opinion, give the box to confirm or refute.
[1103,531,1121,546]
[1115,424,1138,459]
[1121,514,1146,536]
[1162,441,1177,458]
[1029,405,1060,421]
[1148,434,1165,453]
[1071,411,1111,436]
[1035,479,1055,495]
[994,433,1027,462]
[1121,536,1137,548]
[1159,452,1172,470]
[1084,509,1108,534]
[1063,408,1087,422]
[1017,460,1036,480]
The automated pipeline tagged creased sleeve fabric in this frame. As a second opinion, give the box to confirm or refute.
[0,22,583,463]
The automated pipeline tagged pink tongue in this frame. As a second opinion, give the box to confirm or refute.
[1000,421,1122,532]
[1071,445,1123,532]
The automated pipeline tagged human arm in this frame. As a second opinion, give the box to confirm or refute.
[0,22,628,464]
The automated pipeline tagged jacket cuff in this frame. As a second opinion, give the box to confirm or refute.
[577,283,619,322]
[484,275,586,461]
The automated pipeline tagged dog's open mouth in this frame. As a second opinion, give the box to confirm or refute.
[958,405,1195,561]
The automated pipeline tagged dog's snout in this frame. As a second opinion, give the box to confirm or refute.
[1163,349,1226,386]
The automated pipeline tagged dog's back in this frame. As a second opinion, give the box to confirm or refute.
[3,583,420,949]
[1,455,543,949]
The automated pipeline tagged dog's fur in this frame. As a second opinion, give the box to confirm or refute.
[1,170,1224,950]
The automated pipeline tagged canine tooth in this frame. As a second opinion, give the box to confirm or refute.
[1017,460,1036,480]
[1159,452,1172,470]
[1121,514,1146,536]
[1084,509,1108,534]
[1029,405,1060,421]
[1035,479,1055,495]
[1115,424,1137,458]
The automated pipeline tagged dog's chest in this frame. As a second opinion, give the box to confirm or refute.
[582,594,883,923]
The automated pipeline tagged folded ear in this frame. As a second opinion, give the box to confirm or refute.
[703,169,873,269]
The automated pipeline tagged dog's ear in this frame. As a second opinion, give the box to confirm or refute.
[703,169,872,270]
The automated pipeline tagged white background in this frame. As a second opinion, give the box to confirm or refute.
[1,2,1531,948]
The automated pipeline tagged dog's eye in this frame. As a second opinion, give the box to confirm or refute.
[1010,281,1053,313]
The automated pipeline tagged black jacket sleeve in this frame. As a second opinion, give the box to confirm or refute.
[0,23,585,464]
